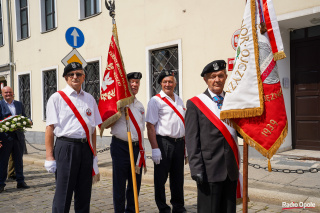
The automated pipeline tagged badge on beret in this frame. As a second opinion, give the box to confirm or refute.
[213,62,219,71]
[86,108,92,116]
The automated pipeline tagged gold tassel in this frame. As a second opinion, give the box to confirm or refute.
[273,51,286,61]
[92,173,100,185]
[268,159,272,172]
[135,166,141,175]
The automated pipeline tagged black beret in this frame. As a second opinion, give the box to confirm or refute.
[63,62,83,77]
[127,72,142,80]
[201,60,226,77]
[157,70,175,84]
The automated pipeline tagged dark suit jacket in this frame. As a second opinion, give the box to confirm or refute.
[0,100,26,142]
[185,89,239,183]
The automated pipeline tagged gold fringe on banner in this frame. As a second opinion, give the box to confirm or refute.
[232,120,288,170]
[99,95,133,136]
[273,51,286,61]
[220,107,264,120]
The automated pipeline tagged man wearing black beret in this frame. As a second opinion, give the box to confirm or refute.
[45,62,102,213]
[146,70,187,213]
[185,60,240,213]
[110,72,146,213]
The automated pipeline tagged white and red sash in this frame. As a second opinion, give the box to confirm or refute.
[155,94,188,162]
[58,91,99,178]
[190,93,243,200]
[128,107,147,174]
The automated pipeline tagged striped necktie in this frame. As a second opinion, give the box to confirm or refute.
[212,95,224,109]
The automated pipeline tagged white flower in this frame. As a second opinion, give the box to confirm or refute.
[13,118,18,122]
[17,123,21,127]
[0,128,3,132]
[5,127,9,131]
[18,117,21,121]
[21,116,25,119]
[2,125,6,128]
[5,122,10,126]
[11,124,16,128]
[23,121,26,125]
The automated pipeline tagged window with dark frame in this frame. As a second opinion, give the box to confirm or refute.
[84,0,97,17]
[18,74,31,118]
[43,70,57,120]
[45,0,55,31]
[20,0,28,39]
[83,61,100,105]
[150,46,179,98]
[0,2,3,46]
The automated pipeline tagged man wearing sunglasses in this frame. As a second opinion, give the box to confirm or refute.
[44,62,102,213]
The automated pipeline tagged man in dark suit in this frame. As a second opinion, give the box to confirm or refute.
[185,60,240,213]
[0,86,30,193]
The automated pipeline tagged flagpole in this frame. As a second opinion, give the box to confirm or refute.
[243,140,248,213]
[125,107,139,213]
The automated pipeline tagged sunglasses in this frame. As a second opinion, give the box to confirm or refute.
[67,72,84,78]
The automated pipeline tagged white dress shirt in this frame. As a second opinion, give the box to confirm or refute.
[111,98,145,142]
[146,90,185,138]
[5,100,16,115]
[46,85,102,138]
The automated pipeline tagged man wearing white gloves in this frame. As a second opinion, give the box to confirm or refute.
[44,62,102,213]
[146,70,187,213]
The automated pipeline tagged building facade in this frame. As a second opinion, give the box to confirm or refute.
[0,0,319,151]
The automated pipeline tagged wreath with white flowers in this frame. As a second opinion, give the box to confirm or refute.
[0,115,32,132]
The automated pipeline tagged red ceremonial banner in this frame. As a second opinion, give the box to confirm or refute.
[98,23,133,135]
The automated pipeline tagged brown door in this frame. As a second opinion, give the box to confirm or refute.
[291,27,320,150]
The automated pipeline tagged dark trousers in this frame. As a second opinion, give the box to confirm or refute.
[52,138,93,213]
[0,133,24,186]
[8,140,25,178]
[154,135,186,213]
[110,136,142,213]
[197,176,237,213]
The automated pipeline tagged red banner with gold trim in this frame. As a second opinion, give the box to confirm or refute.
[98,23,133,135]
[221,0,287,167]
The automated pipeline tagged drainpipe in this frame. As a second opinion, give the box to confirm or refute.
[6,0,14,91]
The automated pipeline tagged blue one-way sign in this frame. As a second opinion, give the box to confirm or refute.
[65,27,85,48]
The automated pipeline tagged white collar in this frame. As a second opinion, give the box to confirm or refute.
[159,90,177,101]
[4,99,14,105]
[207,89,224,99]
[65,84,84,96]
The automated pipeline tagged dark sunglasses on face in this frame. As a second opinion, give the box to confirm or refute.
[67,72,84,78]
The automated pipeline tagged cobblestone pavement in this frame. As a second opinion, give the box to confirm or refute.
[0,164,316,213]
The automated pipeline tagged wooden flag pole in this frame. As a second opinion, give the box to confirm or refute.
[125,107,139,213]
[243,140,249,213]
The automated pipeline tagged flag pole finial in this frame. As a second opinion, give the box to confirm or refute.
[105,0,116,23]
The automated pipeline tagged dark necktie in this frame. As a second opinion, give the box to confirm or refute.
[213,95,224,109]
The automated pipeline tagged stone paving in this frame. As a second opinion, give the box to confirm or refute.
[0,163,317,213]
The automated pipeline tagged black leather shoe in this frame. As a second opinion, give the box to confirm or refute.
[0,185,4,193]
[17,182,30,189]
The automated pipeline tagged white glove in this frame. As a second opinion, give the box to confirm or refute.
[152,148,162,165]
[44,160,56,173]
